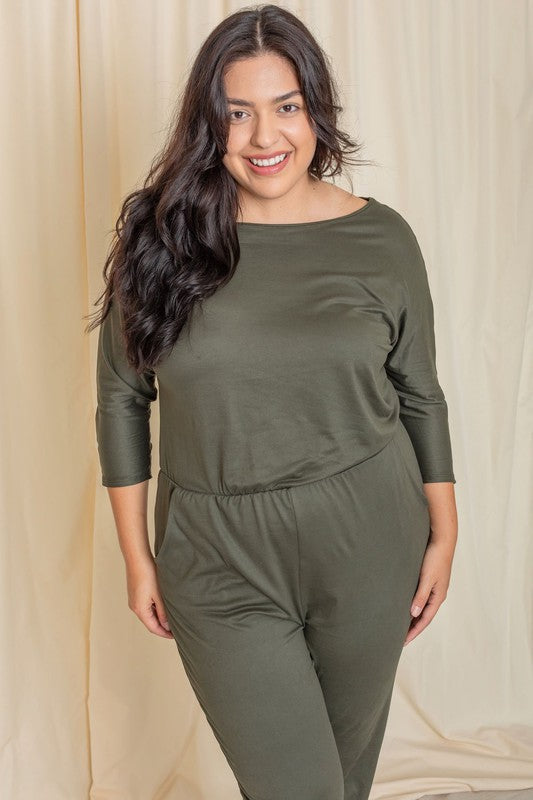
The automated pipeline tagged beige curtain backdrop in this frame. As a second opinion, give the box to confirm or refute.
[2,0,531,798]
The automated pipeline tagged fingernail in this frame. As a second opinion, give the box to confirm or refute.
[411,605,421,616]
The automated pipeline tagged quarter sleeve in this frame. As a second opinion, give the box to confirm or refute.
[95,297,158,487]
[385,223,456,483]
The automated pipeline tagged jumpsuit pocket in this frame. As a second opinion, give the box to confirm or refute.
[153,475,178,563]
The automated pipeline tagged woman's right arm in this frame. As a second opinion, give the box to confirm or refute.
[107,480,152,570]
[95,296,173,638]
[95,297,158,489]
[107,481,172,638]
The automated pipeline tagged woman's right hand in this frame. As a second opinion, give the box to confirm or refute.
[125,555,175,639]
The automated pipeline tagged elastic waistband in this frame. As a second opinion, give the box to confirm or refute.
[158,435,396,499]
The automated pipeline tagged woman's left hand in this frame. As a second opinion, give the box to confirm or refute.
[404,537,456,646]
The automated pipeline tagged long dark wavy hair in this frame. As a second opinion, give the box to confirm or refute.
[84,3,376,373]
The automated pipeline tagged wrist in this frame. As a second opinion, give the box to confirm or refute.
[428,526,457,548]
[123,547,155,573]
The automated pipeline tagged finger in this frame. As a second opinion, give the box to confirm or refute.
[403,616,428,645]
[138,603,174,639]
[153,596,172,634]
[403,599,443,645]
[411,582,434,617]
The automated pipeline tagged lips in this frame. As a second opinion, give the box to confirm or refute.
[245,151,291,161]
[244,151,291,176]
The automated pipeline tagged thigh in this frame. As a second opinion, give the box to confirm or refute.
[291,425,432,799]
[156,493,345,800]
[174,621,344,800]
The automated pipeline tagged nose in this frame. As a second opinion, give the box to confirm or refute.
[249,112,281,150]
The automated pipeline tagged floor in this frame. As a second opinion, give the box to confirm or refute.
[422,791,533,800]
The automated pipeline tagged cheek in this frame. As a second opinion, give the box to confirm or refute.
[222,154,238,179]
[226,126,247,156]
[285,120,317,150]
[222,136,242,172]
[222,151,247,183]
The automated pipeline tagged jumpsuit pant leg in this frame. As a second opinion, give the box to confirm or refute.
[154,421,431,800]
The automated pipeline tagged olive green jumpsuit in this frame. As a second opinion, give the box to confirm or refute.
[95,196,456,800]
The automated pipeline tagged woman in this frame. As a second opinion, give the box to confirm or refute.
[90,5,458,799]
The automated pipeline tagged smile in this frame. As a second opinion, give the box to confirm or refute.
[244,152,291,175]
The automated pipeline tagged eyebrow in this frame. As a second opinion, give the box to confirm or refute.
[226,90,303,107]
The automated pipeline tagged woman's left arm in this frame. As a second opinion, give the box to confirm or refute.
[382,212,459,645]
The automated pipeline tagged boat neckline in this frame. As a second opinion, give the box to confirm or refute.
[236,196,375,229]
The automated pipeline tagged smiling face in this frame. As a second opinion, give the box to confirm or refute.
[221,52,318,216]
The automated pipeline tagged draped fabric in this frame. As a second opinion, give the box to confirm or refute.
[1,1,531,798]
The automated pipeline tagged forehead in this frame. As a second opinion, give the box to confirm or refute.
[223,53,301,101]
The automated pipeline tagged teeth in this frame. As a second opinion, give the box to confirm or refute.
[249,153,288,167]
